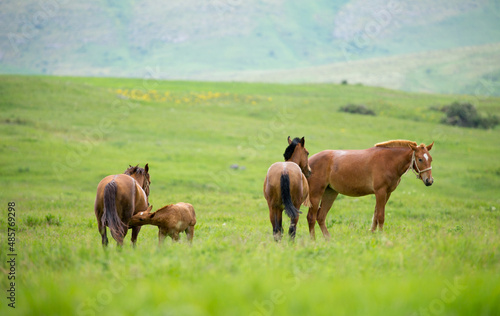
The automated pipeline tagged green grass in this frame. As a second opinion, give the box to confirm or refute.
[0,75,499,315]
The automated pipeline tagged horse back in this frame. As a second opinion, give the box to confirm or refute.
[95,174,140,216]
[264,162,305,206]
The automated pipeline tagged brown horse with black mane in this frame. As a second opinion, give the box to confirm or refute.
[94,164,151,247]
[264,137,311,241]
[306,140,434,239]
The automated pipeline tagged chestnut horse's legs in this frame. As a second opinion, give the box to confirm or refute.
[371,190,391,232]
[307,180,328,240]
[317,188,339,240]
[130,226,141,247]
[306,199,320,240]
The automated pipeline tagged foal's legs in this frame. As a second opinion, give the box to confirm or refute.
[171,232,180,242]
[158,229,167,246]
[371,190,391,232]
[316,188,339,240]
[185,226,195,243]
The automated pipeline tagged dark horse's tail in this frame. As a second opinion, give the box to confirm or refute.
[280,173,302,220]
[101,180,126,244]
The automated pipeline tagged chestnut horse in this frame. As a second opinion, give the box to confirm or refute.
[94,164,151,247]
[306,140,434,239]
[264,137,312,241]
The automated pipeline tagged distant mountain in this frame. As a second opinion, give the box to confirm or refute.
[1,0,499,95]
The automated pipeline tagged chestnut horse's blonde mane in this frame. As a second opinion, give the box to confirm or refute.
[375,140,417,148]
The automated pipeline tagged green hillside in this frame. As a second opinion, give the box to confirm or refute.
[0,75,499,315]
[1,1,500,95]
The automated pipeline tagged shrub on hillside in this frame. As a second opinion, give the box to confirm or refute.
[438,102,499,129]
[339,104,375,116]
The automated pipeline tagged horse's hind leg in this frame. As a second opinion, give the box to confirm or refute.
[288,213,299,240]
[317,188,338,240]
[98,222,109,247]
[270,207,283,241]
[131,226,142,248]
[185,226,194,243]
[95,209,109,247]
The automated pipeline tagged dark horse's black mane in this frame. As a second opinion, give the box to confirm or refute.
[283,138,301,161]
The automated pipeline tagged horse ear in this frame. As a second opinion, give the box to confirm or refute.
[426,142,434,151]
[146,205,153,212]
[145,163,149,173]
[300,137,305,146]
[409,142,417,151]
[288,136,292,145]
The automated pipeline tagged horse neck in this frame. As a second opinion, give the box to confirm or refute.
[286,154,304,171]
[393,147,414,176]
[133,181,148,211]
[130,174,144,187]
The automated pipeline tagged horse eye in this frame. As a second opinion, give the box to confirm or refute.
[418,158,423,162]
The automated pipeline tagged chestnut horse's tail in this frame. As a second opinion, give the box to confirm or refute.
[280,173,302,220]
[101,180,125,244]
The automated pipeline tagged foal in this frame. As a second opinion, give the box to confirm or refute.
[263,137,311,241]
[129,203,196,244]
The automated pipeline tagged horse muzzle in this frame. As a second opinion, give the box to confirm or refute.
[424,177,434,186]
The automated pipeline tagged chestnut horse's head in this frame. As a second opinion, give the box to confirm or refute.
[125,163,151,196]
[409,142,434,186]
[284,136,311,178]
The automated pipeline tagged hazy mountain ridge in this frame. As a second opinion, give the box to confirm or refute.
[1,0,499,95]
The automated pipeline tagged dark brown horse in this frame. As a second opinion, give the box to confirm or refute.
[306,140,434,239]
[264,137,312,241]
[94,164,151,247]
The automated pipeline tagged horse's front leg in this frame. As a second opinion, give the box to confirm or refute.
[317,188,338,240]
[372,190,391,232]
[131,226,142,247]
[306,198,321,240]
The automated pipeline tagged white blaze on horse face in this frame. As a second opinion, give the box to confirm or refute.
[140,212,144,215]
[423,153,429,162]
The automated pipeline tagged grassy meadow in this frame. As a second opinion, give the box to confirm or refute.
[0,75,499,315]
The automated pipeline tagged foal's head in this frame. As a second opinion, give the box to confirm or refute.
[129,205,154,227]
[409,142,434,186]
[284,136,311,178]
[125,163,151,196]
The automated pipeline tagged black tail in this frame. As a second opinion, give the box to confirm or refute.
[101,180,126,244]
[280,173,301,220]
